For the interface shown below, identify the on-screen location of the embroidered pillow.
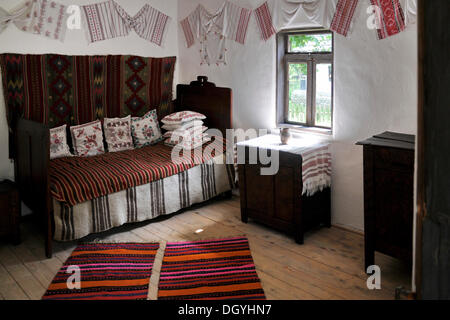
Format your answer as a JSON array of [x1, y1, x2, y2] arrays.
[[165, 133, 211, 150], [49, 125, 72, 159], [70, 120, 105, 157], [161, 111, 206, 125], [131, 109, 163, 148], [162, 120, 204, 132], [164, 125, 208, 143], [104, 115, 134, 152]]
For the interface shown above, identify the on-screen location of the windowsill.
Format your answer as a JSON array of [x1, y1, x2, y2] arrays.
[[277, 123, 333, 137]]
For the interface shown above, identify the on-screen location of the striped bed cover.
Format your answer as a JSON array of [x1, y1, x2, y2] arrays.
[[51, 139, 235, 241], [50, 139, 227, 206], [53, 155, 234, 241]]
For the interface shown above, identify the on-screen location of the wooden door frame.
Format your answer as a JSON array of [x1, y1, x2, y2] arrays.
[[415, 0, 424, 300]]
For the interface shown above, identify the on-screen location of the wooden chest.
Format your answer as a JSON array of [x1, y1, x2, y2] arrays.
[[357, 132, 415, 269], [237, 136, 331, 244]]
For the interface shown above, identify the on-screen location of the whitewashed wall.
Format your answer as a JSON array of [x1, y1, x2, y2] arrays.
[[0, 0, 417, 232], [178, 0, 418, 232], [0, 0, 179, 181]]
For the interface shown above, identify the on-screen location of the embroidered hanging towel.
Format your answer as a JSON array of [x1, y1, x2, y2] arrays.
[[254, 0, 336, 41], [81, 0, 170, 46], [330, 0, 359, 37], [180, 1, 251, 65], [254, 1, 276, 41], [370, 0, 405, 39], [0, 0, 69, 42]]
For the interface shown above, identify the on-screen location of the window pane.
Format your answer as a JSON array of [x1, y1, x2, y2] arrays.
[[288, 63, 307, 124], [315, 63, 332, 128], [288, 33, 332, 53]]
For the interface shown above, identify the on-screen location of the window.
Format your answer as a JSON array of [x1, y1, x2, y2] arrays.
[[277, 30, 334, 130]]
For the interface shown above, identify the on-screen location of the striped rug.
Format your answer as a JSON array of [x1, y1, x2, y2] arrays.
[[158, 237, 266, 300], [42, 243, 159, 300]]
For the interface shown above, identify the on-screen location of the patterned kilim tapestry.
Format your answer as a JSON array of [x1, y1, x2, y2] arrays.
[[42, 243, 159, 300], [158, 237, 266, 300], [0, 54, 176, 129]]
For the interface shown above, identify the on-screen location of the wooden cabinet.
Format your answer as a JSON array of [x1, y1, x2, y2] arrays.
[[0, 180, 21, 244], [357, 132, 415, 269], [238, 137, 331, 244]]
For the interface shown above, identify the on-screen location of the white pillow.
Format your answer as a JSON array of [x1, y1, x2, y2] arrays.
[[70, 120, 105, 157], [131, 109, 163, 148], [163, 125, 208, 141], [165, 133, 211, 150], [49, 124, 72, 159], [162, 120, 204, 131], [161, 111, 206, 125], [103, 115, 134, 153]]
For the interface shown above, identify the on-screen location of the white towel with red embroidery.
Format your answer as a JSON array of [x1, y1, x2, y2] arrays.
[[180, 1, 251, 65], [370, 0, 405, 40], [81, 0, 170, 46], [0, 0, 69, 42], [236, 135, 332, 196], [330, 0, 359, 37]]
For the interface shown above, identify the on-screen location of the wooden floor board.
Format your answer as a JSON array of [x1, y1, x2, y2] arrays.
[[0, 196, 410, 300]]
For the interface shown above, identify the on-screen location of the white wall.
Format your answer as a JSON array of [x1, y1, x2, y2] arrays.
[[0, 0, 179, 181], [178, 0, 418, 231], [0, 0, 417, 232]]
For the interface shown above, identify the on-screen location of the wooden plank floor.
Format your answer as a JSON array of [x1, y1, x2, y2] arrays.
[[0, 196, 411, 300]]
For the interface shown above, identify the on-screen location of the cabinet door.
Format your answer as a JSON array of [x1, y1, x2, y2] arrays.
[[0, 194, 9, 234], [374, 168, 414, 259], [274, 167, 295, 222], [245, 165, 274, 216]]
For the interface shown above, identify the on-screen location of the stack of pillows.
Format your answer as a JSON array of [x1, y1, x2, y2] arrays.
[[161, 111, 209, 149], [49, 110, 210, 160]]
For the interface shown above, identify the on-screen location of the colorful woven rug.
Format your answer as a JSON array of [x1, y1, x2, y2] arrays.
[[158, 237, 266, 300], [42, 243, 159, 300]]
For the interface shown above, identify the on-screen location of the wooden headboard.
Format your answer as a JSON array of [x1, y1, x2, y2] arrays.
[[175, 76, 232, 136]]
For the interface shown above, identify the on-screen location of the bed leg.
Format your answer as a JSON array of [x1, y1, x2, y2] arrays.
[[45, 236, 53, 259], [223, 190, 233, 199], [45, 209, 53, 259]]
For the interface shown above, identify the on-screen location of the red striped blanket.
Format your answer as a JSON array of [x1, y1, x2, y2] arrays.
[[50, 138, 227, 207]]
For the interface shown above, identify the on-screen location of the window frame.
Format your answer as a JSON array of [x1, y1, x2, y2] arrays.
[[276, 29, 334, 132]]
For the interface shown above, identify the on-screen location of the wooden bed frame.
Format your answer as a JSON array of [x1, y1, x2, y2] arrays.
[[13, 76, 232, 258]]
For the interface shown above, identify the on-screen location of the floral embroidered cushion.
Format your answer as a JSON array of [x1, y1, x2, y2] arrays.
[[161, 120, 204, 131], [104, 115, 134, 152], [70, 120, 105, 157], [161, 111, 206, 126], [131, 109, 163, 148], [49, 124, 72, 159]]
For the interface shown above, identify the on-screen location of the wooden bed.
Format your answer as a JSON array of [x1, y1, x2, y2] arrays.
[[13, 76, 232, 258]]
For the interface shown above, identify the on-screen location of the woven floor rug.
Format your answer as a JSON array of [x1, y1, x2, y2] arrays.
[[158, 237, 266, 300], [42, 243, 159, 300]]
